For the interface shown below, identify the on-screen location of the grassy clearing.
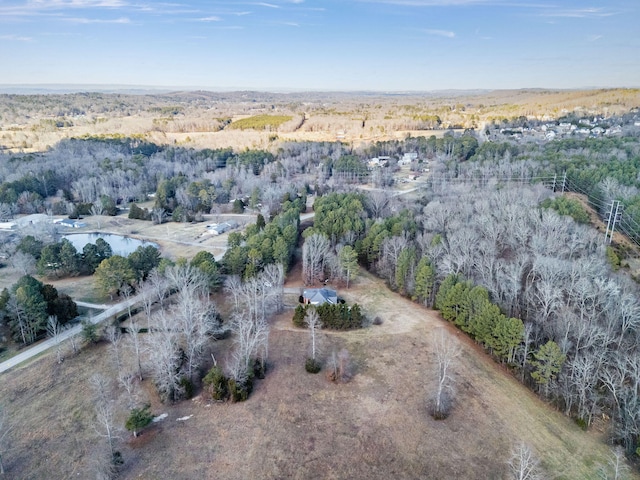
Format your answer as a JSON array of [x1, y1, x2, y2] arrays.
[[228, 115, 293, 131], [0, 268, 635, 479]]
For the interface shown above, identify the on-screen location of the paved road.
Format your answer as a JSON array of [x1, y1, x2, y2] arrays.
[[0, 209, 314, 374], [0, 294, 142, 374], [75, 300, 110, 310]]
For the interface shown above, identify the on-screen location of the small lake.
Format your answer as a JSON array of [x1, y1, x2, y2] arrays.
[[62, 233, 158, 257]]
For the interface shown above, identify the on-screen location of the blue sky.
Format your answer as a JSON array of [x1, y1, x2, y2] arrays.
[[0, 0, 638, 91]]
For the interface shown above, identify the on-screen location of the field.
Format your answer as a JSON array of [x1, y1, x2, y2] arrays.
[[2, 88, 640, 478], [1, 88, 639, 153], [0, 269, 630, 479]]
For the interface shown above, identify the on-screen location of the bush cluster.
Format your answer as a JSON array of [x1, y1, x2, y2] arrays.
[[293, 303, 365, 330], [305, 357, 322, 374], [203, 363, 265, 403]]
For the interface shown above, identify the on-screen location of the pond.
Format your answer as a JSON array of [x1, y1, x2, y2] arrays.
[[62, 233, 158, 257]]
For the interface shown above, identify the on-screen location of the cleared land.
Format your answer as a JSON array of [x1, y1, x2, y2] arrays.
[[1, 88, 638, 153], [0, 270, 630, 479]]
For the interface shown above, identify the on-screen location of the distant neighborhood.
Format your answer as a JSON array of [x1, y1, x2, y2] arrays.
[[488, 110, 640, 142]]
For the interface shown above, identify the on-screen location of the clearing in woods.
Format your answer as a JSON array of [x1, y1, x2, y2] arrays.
[[0, 270, 629, 479]]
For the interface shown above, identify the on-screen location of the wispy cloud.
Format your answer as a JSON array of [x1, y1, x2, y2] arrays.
[[425, 28, 455, 37], [539, 7, 617, 18], [588, 34, 603, 42], [254, 2, 281, 8], [0, 33, 34, 41], [0, 0, 130, 17], [63, 16, 130, 23], [198, 16, 222, 22], [363, 0, 484, 4], [354, 0, 549, 6], [29, 0, 128, 8]]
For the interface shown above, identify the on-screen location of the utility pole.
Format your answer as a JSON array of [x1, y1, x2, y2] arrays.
[[561, 171, 567, 193], [551, 174, 557, 192], [605, 201, 615, 243], [605, 201, 623, 244]]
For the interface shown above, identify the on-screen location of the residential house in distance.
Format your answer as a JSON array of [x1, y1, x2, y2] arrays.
[[399, 152, 418, 166], [206, 221, 239, 236], [302, 288, 338, 306], [0, 222, 16, 231], [53, 218, 87, 228], [367, 156, 390, 169]]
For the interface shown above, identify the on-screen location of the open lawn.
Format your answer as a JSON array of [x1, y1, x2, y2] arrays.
[[0, 269, 631, 479]]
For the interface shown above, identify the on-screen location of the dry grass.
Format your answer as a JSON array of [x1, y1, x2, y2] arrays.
[[2, 89, 639, 153], [0, 269, 632, 479]]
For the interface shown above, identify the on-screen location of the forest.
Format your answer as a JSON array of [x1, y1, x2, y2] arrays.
[[1, 101, 640, 477]]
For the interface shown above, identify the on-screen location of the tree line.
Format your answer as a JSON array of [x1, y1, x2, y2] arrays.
[[305, 186, 640, 457]]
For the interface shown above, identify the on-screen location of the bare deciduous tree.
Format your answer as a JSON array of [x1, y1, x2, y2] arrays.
[[47, 315, 63, 364], [175, 291, 219, 381], [89, 442, 118, 480], [327, 348, 351, 383], [90, 203, 104, 229], [10, 250, 36, 276], [147, 269, 169, 311], [68, 331, 80, 356], [507, 442, 542, 480], [89, 373, 119, 463], [305, 309, 322, 362], [146, 312, 183, 402], [118, 371, 139, 410], [105, 324, 123, 373], [366, 190, 391, 219], [261, 263, 285, 313], [430, 330, 460, 420], [302, 233, 329, 285], [598, 447, 630, 480], [225, 275, 243, 313], [127, 316, 144, 381], [227, 311, 269, 384], [151, 207, 167, 225]]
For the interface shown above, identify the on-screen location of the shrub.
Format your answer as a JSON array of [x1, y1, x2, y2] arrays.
[[575, 417, 588, 431], [203, 365, 228, 401], [125, 404, 153, 437], [316, 303, 364, 330], [429, 392, 453, 420], [228, 377, 253, 403], [81, 320, 100, 344], [606, 246, 621, 271], [232, 199, 245, 214], [180, 376, 194, 399], [128, 203, 149, 220], [253, 358, 267, 379], [292, 304, 307, 328], [305, 357, 322, 374]]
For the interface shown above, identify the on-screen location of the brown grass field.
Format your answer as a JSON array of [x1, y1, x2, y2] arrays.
[[1, 88, 639, 153], [0, 269, 633, 479]]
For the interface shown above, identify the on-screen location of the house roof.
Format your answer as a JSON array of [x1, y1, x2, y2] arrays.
[[303, 288, 338, 305]]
